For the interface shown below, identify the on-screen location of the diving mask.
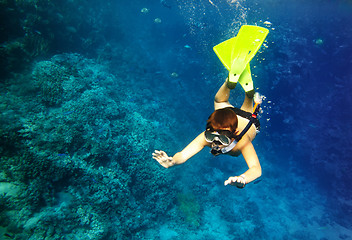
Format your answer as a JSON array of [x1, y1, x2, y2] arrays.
[[204, 129, 234, 146]]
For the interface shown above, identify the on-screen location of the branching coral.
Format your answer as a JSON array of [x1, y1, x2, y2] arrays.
[[32, 61, 68, 105]]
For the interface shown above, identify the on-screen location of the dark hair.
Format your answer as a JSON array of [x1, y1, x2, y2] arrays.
[[206, 108, 238, 133]]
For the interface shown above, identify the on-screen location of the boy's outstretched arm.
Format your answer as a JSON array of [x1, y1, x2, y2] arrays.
[[153, 132, 207, 168], [224, 140, 261, 187]]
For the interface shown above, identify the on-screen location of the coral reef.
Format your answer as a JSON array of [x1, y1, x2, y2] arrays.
[[0, 53, 179, 239]]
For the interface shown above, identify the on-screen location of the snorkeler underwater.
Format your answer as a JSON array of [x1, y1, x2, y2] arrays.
[[153, 25, 268, 189], [0, 0, 351, 239]]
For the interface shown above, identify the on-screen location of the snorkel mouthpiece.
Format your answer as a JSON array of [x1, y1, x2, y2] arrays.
[[210, 140, 238, 156], [211, 144, 222, 156]]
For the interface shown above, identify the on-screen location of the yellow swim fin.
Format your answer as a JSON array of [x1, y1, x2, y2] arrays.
[[238, 63, 253, 93], [213, 36, 237, 71], [213, 25, 269, 91]]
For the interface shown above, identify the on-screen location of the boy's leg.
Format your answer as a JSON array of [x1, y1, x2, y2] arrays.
[[240, 92, 254, 113], [215, 79, 232, 102], [214, 78, 234, 110], [213, 71, 255, 111]]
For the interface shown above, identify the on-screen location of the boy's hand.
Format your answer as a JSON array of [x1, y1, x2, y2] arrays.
[[224, 175, 246, 188], [152, 150, 175, 168]]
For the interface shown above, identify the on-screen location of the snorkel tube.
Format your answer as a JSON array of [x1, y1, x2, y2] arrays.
[[252, 92, 262, 116]]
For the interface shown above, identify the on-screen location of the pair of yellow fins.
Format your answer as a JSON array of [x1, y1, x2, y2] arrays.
[[213, 25, 269, 92]]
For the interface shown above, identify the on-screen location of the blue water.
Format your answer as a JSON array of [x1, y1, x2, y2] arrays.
[[0, 0, 352, 239]]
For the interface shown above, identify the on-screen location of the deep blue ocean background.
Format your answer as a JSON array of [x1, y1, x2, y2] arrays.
[[1, 0, 352, 239]]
